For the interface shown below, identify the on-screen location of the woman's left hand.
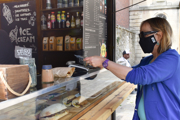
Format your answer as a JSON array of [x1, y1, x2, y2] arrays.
[[84, 56, 106, 68]]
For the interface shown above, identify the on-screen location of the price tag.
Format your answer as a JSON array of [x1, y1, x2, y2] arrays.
[[15, 46, 32, 58]]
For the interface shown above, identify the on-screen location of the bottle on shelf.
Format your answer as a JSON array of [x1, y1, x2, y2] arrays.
[[61, 11, 66, 28], [41, 14, 47, 30], [76, 12, 80, 28], [46, 0, 52, 9], [51, 12, 56, 29], [71, 14, 75, 28], [80, 0, 83, 6], [47, 14, 51, 29], [81, 12, 83, 27], [57, 0, 63, 8], [57, 11, 61, 28], [63, 0, 68, 8], [66, 12, 70, 28], [74, 0, 79, 7], [69, 0, 74, 7]]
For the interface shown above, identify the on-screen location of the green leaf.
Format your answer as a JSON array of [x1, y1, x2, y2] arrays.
[[117, 37, 120, 43]]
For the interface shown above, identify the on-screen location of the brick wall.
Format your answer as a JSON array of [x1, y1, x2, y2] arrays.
[[116, 0, 129, 29]]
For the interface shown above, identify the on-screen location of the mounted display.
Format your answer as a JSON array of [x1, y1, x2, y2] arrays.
[[0, 0, 38, 63]]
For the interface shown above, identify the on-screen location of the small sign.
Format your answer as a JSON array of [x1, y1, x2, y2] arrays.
[[15, 46, 32, 58]]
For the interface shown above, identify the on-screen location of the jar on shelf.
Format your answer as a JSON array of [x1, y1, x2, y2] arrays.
[[19, 58, 37, 87], [46, 0, 52, 9], [42, 65, 54, 83], [57, 0, 63, 8]]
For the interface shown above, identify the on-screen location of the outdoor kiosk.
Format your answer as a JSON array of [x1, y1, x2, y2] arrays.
[[0, 0, 135, 120]]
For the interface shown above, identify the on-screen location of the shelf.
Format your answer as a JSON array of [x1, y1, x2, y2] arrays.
[[41, 27, 82, 31], [41, 6, 83, 12], [42, 51, 76, 52]]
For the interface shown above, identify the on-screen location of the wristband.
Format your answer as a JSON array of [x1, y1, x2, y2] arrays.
[[102, 59, 109, 69]]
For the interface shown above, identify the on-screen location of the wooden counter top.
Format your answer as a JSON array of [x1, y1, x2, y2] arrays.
[[60, 70, 136, 120], [79, 82, 136, 120], [68, 82, 136, 120], [0, 70, 136, 120]]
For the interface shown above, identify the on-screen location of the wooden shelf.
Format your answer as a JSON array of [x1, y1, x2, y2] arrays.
[[42, 51, 77, 54], [43, 51, 76, 52], [41, 27, 82, 31], [41, 6, 83, 12]]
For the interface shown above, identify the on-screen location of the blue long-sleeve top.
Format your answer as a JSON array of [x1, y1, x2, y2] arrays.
[[126, 49, 180, 120]]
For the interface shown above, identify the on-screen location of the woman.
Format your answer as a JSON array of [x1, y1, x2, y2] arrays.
[[84, 17, 180, 120]]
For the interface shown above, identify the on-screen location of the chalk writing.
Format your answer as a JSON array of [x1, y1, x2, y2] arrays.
[[17, 48, 31, 56], [15, 9, 30, 13], [18, 36, 35, 43], [1, 0, 38, 56], [15, 46, 32, 58], [15, 14, 19, 17], [28, 11, 36, 26], [20, 13, 31, 17], [19, 27, 32, 36], [13, 2, 29, 8], [20, 18, 27, 21], [30, 44, 37, 52], [2, 3, 13, 25], [9, 25, 18, 43], [15, 18, 20, 21], [9, 26, 35, 44]]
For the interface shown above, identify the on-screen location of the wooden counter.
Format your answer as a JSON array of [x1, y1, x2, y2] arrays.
[[0, 70, 136, 120], [79, 82, 136, 120], [70, 82, 136, 120]]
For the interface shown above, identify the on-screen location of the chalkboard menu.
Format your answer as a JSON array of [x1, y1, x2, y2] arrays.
[[0, 0, 38, 62], [83, 0, 107, 58]]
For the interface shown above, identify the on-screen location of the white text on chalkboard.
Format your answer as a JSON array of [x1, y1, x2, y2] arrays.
[[9, 26, 35, 44]]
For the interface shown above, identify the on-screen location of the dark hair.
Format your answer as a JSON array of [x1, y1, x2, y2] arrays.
[[140, 17, 172, 54], [123, 51, 126, 55]]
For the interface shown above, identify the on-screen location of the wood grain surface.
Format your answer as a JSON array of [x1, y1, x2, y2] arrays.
[[0, 70, 135, 120], [79, 83, 136, 120], [0, 65, 29, 100]]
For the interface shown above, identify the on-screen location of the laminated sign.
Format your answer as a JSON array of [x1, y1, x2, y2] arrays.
[[15, 46, 32, 58]]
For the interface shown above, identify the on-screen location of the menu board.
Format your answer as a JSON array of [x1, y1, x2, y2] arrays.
[[83, 0, 107, 58], [0, 0, 38, 61]]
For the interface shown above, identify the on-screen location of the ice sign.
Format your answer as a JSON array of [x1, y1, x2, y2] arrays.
[[15, 46, 32, 58], [2, 3, 13, 25]]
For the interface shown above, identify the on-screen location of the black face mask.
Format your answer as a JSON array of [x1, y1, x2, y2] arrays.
[[139, 35, 157, 53]]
